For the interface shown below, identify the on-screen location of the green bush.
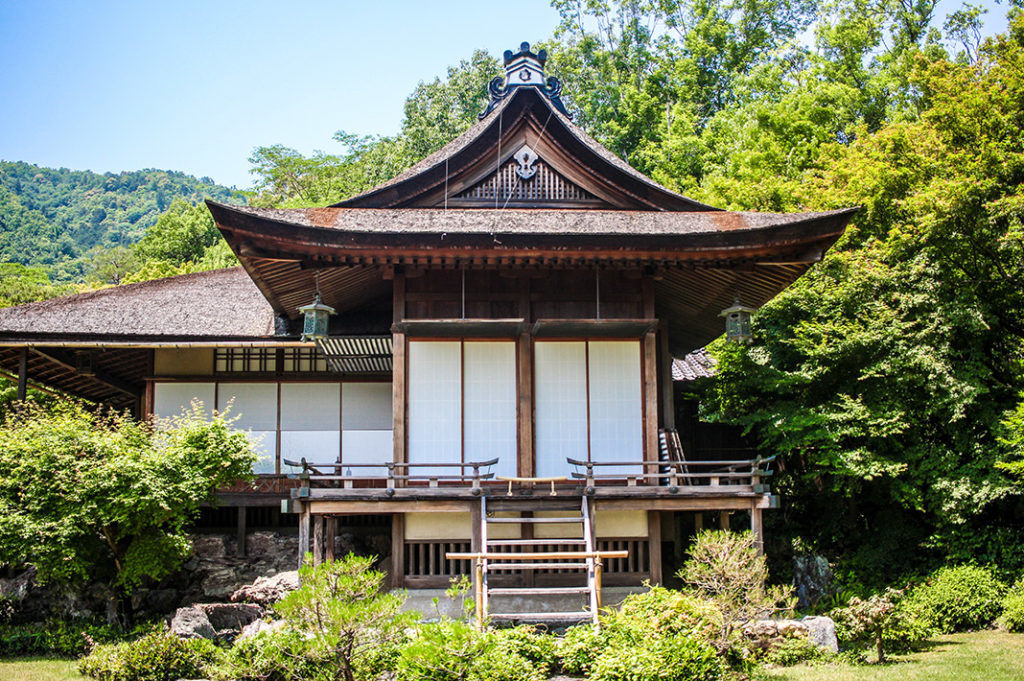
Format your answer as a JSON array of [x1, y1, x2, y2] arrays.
[[78, 631, 219, 681], [608, 585, 723, 642], [0, 618, 157, 657], [395, 620, 488, 681], [763, 636, 829, 667], [210, 626, 335, 681], [589, 634, 725, 681], [997, 578, 1024, 633], [490, 625, 557, 674], [557, 623, 608, 676], [395, 620, 546, 681], [902, 565, 1005, 632]]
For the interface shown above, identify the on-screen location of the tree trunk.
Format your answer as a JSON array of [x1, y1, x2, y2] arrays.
[[118, 591, 135, 629], [876, 628, 885, 663]]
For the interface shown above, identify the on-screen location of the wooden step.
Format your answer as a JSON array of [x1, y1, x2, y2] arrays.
[[486, 562, 589, 570], [486, 539, 586, 547], [488, 586, 590, 595], [486, 516, 583, 524], [489, 611, 592, 622]]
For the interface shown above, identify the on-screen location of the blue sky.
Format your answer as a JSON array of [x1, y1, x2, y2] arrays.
[[0, 0, 1011, 190]]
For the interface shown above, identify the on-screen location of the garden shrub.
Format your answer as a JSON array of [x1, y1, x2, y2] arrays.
[[608, 585, 723, 643], [395, 620, 488, 681], [0, 618, 157, 657], [275, 553, 416, 681], [490, 625, 558, 674], [763, 636, 828, 667], [396, 620, 547, 681], [210, 626, 335, 681], [589, 634, 725, 681], [831, 589, 933, 661], [997, 577, 1024, 633], [78, 631, 218, 681], [557, 623, 608, 676], [678, 530, 795, 651], [901, 565, 1004, 632]]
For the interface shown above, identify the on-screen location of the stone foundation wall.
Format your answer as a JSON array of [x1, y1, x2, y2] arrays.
[[1, 528, 390, 623]]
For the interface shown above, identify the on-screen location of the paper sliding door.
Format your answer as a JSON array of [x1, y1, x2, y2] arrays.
[[407, 340, 517, 480]]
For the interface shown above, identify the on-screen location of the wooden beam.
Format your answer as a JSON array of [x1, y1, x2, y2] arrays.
[[30, 348, 141, 398], [310, 499, 474, 514], [595, 497, 761, 512], [16, 347, 28, 401]]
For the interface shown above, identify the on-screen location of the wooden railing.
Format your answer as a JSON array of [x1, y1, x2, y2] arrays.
[[283, 458, 498, 494], [567, 456, 775, 492]]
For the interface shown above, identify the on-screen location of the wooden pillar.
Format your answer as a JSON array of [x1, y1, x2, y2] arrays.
[[517, 277, 533, 479], [719, 511, 731, 531], [236, 507, 247, 557], [694, 511, 704, 533], [643, 331, 659, 467], [16, 347, 28, 401], [393, 271, 407, 477], [325, 516, 337, 562], [648, 511, 663, 584], [298, 505, 311, 570], [312, 515, 324, 565], [517, 332, 534, 478], [751, 506, 764, 555], [657, 326, 675, 429], [391, 514, 405, 589]]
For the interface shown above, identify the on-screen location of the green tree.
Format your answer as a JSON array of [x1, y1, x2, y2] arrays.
[[0, 401, 256, 623], [702, 16, 1024, 579]]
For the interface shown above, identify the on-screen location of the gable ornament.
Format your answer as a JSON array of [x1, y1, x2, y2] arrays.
[[479, 42, 571, 120]]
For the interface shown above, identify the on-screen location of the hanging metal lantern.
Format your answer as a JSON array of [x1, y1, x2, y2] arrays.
[[298, 292, 335, 342], [720, 297, 757, 344]]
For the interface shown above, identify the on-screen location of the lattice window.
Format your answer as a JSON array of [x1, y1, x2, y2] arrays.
[[214, 348, 330, 374], [455, 160, 600, 205]]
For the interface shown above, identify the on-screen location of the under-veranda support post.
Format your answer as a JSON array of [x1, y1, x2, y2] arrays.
[[237, 506, 247, 557], [17, 347, 28, 401], [325, 516, 337, 562], [751, 506, 764, 555], [313, 515, 324, 565], [298, 505, 311, 571], [719, 511, 731, 530]]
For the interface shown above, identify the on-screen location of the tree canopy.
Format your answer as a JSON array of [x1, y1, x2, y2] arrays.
[[0, 401, 257, 620]]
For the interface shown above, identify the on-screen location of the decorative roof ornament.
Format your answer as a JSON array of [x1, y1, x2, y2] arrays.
[[479, 42, 571, 120]]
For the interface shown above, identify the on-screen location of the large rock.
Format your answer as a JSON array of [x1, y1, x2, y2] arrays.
[[231, 571, 300, 605], [170, 606, 216, 640], [198, 603, 265, 632], [238, 618, 288, 641], [793, 553, 834, 608], [801, 616, 839, 653]]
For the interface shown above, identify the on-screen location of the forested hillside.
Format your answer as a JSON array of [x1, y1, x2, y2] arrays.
[[0, 162, 243, 281]]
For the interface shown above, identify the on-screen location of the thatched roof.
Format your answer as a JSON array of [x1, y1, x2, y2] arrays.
[[0, 267, 276, 343]]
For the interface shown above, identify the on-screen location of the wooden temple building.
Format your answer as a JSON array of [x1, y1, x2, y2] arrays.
[[0, 44, 854, 619]]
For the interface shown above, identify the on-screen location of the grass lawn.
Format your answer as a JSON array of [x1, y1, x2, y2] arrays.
[[763, 630, 1024, 681], [0, 656, 85, 681]]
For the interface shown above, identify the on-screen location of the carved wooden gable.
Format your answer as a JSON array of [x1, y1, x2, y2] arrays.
[[447, 145, 606, 208]]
